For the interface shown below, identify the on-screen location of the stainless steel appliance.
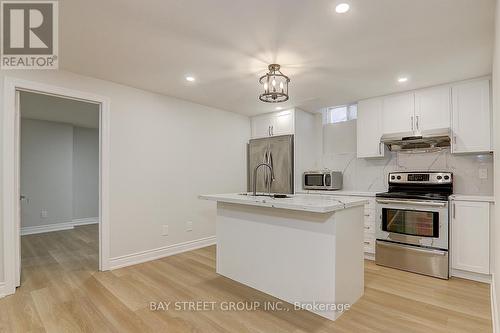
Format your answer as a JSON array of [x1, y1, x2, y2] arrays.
[[303, 170, 343, 191], [381, 128, 451, 152], [375, 172, 453, 279], [248, 135, 294, 194]]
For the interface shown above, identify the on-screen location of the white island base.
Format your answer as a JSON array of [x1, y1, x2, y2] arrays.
[[213, 198, 365, 321]]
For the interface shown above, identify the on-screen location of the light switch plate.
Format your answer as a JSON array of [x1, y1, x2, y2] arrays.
[[41, 209, 48, 218], [479, 168, 488, 179]]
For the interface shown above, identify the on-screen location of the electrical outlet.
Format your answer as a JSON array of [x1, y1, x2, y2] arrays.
[[41, 209, 48, 218], [186, 221, 193, 232], [479, 168, 488, 179], [162, 225, 169, 236]]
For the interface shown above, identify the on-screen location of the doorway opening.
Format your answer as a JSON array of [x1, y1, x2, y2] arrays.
[[18, 91, 100, 288], [2, 78, 110, 296]]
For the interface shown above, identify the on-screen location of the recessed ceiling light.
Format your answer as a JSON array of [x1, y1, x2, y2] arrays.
[[275, 106, 283, 111], [185, 76, 196, 82], [397, 77, 409, 83], [335, 3, 350, 13]]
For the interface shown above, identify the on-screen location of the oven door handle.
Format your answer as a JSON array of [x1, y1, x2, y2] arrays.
[[376, 199, 447, 207]]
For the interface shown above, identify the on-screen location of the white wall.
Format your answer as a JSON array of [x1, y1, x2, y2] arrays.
[[20, 119, 99, 228], [73, 127, 99, 219], [0, 70, 250, 282], [492, 0, 500, 329], [20, 119, 74, 227]]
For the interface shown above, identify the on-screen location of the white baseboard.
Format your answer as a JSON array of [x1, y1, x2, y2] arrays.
[[109, 236, 216, 270], [0, 282, 6, 299], [21, 217, 99, 236], [451, 269, 492, 284], [493, 273, 499, 333], [72, 217, 99, 226]]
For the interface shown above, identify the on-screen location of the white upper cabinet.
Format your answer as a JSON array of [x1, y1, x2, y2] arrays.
[[251, 109, 295, 139], [357, 98, 384, 158], [272, 109, 295, 136], [451, 79, 492, 153], [451, 200, 490, 274], [382, 92, 415, 135], [251, 113, 274, 138], [414, 86, 451, 132]]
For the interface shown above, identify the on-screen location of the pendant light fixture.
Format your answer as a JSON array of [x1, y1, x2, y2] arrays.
[[259, 64, 290, 103]]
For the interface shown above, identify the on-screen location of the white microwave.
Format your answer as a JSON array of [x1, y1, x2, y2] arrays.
[[303, 171, 343, 190]]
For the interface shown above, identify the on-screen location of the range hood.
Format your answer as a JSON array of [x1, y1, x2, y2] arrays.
[[381, 128, 451, 152]]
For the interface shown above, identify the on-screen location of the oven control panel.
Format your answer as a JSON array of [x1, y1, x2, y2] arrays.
[[388, 172, 452, 184]]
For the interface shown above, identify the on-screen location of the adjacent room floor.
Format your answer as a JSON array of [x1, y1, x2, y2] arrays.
[[0, 225, 492, 332]]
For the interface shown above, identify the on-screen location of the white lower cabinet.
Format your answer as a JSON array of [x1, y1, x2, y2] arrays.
[[348, 196, 376, 256], [451, 200, 490, 275]]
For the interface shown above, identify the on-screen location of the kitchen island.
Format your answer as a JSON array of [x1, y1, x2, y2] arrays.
[[199, 193, 367, 321]]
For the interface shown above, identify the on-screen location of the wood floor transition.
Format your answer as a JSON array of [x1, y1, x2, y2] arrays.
[[0, 224, 492, 332]]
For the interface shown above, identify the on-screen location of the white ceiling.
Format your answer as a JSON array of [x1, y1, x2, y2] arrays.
[[20, 91, 100, 128], [59, 0, 495, 115]]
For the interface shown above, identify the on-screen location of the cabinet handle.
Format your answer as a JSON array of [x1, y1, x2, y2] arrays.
[[411, 116, 414, 131], [271, 125, 274, 136], [453, 136, 457, 144], [379, 143, 381, 155], [453, 203, 456, 219], [268, 126, 271, 137], [416, 115, 420, 130], [364, 241, 370, 245]]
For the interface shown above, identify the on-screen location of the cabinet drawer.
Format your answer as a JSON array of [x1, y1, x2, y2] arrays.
[[364, 235, 375, 254], [364, 208, 376, 220], [365, 199, 376, 210], [364, 222, 375, 234]]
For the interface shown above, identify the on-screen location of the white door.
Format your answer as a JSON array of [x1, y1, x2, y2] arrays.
[[382, 92, 415, 135], [272, 110, 294, 136], [251, 114, 273, 138], [357, 98, 384, 158], [451, 200, 490, 274], [451, 79, 491, 153], [414, 86, 451, 132]]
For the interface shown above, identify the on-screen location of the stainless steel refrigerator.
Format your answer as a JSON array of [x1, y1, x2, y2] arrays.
[[247, 135, 294, 194]]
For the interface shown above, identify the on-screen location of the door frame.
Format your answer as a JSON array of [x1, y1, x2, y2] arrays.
[[2, 77, 111, 296]]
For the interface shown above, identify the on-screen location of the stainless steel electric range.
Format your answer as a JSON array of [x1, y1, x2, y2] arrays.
[[375, 171, 453, 279]]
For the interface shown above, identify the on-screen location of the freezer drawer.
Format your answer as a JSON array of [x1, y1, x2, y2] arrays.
[[375, 240, 449, 279]]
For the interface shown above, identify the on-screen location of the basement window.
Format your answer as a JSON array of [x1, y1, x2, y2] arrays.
[[323, 104, 357, 124]]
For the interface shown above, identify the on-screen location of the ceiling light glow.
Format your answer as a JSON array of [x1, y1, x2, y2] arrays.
[[185, 76, 196, 82], [335, 3, 350, 13], [397, 77, 409, 83]]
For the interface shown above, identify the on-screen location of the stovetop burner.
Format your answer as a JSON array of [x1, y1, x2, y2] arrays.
[[377, 171, 453, 202]]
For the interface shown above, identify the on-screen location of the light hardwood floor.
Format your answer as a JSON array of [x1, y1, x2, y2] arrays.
[[0, 224, 492, 332]]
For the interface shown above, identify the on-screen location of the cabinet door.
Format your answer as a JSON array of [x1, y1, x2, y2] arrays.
[[382, 92, 415, 135], [357, 98, 384, 158], [451, 80, 491, 153], [451, 201, 490, 274], [414, 86, 451, 132], [251, 114, 273, 139], [272, 110, 294, 136]]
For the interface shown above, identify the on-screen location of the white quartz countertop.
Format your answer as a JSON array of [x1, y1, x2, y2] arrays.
[[199, 193, 368, 213], [298, 190, 379, 197]]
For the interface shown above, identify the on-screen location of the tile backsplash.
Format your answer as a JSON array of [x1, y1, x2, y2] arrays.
[[318, 149, 493, 195]]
